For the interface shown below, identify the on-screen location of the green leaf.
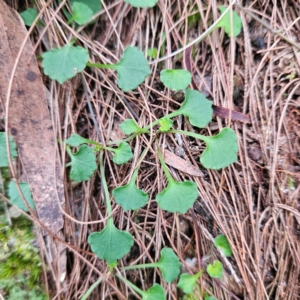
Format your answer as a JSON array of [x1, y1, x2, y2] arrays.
[[159, 117, 173, 132], [8, 181, 35, 212], [124, 0, 158, 8], [207, 260, 223, 279], [177, 273, 200, 294], [42, 45, 89, 84], [141, 284, 165, 300], [156, 180, 198, 214], [216, 7, 242, 37], [88, 218, 134, 263], [68, 145, 97, 182], [160, 69, 192, 91], [200, 128, 238, 169], [204, 296, 218, 300], [147, 48, 158, 58], [120, 119, 147, 135], [71, 2, 93, 25], [214, 234, 232, 257], [112, 142, 133, 165], [177, 89, 213, 128], [70, 0, 102, 16], [155, 248, 181, 283], [65, 134, 90, 147], [20, 8, 38, 26], [112, 47, 150, 92], [112, 169, 149, 211], [0, 133, 18, 167]]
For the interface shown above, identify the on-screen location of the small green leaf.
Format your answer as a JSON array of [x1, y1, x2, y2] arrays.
[[207, 260, 223, 279], [147, 48, 158, 58], [42, 45, 89, 84], [205, 296, 218, 300], [112, 142, 133, 165], [177, 89, 213, 128], [155, 248, 181, 283], [177, 273, 200, 294], [68, 145, 97, 182], [65, 134, 90, 147], [160, 69, 192, 91], [88, 218, 134, 263], [71, 2, 93, 25], [112, 47, 150, 92], [8, 181, 35, 212], [141, 284, 165, 300], [156, 180, 198, 214], [159, 117, 173, 132], [214, 234, 232, 257], [200, 128, 238, 169], [124, 0, 158, 8], [70, 0, 102, 16], [112, 169, 149, 210], [0, 133, 18, 167], [120, 119, 146, 135], [217, 7, 242, 37], [20, 8, 38, 26]]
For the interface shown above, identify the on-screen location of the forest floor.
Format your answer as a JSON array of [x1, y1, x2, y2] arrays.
[[1, 0, 300, 299]]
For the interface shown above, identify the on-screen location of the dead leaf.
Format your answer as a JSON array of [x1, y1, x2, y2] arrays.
[[0, 1, 64, 234], [164, 149, 203, 177]]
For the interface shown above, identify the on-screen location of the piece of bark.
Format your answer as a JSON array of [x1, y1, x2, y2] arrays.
[[164, 149, 203, 177], [0, 1, 64, 234]]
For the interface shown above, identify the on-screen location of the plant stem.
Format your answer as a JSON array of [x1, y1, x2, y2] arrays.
[[116, 273, 144, 296], [120, 262, 158, 271], [157, 145, 175, 183], [86, 62, 116, 69], [80, 276, 103, 300], [168, 129, 209, 143], [99, 151, 112, 215], [107, 133, 138, 146]]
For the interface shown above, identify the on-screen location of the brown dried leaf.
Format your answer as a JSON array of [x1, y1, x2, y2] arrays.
[[0, 1, 64, 234]]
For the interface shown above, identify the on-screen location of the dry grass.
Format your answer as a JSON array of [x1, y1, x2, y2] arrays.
[[6, 0, 300, 299]]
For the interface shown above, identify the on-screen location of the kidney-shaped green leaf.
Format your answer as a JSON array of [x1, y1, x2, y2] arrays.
[[8, 181, 35, 212], [160, 69, 192, 91], [112, 142, 133, 165], [68, 145, 97, 182], [156, 180, 198, 214], [112, 47, 150, 92], [0, 133, 18, 167], [177, 89, 213, 128], [42, 45, 89, 84], [200, 128, 238, 170], [88, 218, 134, 263], [124, 0, 158, 8], [141, 284, 165, 300], [214, 234, 233, 257], [217, 6, 242, 37]]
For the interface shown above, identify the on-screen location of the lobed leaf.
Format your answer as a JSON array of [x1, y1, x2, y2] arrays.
[[177, 89, 213, 128], [71, 2, 93, 25], [20, 8, 38, 26], [0, 133, 18, 167], [112, 47, 151, 92], [124, 0, 158, 8], [155, 248, 181, 283], [156, 180, 198, 214], [70, 0, 102, 17], [68, 145, 97, 182], [141, 284, 165, 300], [214, 234, 233, 257], [112, 142, 133, 165], [160, 69, 192, 91], [8, 181, 35, 212], [177, 273, 198, 294], [112, 177, 149, 211], [120, 119, 146, 135], [42, 45, 89, 84], [159, 117, 173, 132], [207, 260, 223, 279], [217, 6, 242, 37], [65, 134, 90, 147], [200, 128, 238, 169], [88, 218, 134, 263]]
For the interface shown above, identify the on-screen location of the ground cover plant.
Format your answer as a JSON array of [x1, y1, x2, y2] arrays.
[[1, 0, 300, 299]]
